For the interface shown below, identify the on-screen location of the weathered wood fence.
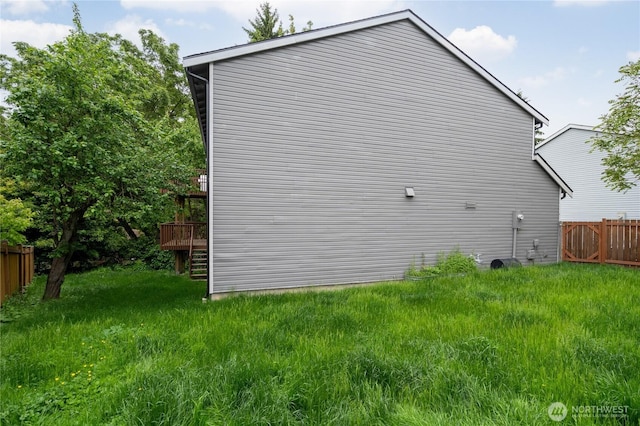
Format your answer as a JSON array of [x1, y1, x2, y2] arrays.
[[562, 219, 640, 267], [1, 241, 35, 305]]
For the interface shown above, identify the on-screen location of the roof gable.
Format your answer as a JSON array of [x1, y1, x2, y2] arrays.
[[536, 123, 596, 149], [183, 9, 548, 126]]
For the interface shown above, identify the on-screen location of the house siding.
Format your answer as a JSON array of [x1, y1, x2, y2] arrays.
[[209, 20, 559, 293], [536, 127, 640, 221]]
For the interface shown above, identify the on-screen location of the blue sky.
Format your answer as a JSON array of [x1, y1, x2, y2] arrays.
[[1, 0, 638, 136]]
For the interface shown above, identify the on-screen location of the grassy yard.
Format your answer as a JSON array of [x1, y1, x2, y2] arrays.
[[0, 263, 638, 425]]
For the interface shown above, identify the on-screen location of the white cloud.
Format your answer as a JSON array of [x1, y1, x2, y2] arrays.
[[577, 97, 592, 107], [578, 46, 588, 54], [627, 51, 640, 62], [553, 0, 609, 7], [272, 0, 404, 26], [0, 19, 72, 57], [165, 18, 213, 31], [121, 0, 404, 27], [3, 0, 50, 15], [519, 66, 570, 89], [106, 15, 165, 47], [121, 0, 221, 13], [448, 25, 517, 63]]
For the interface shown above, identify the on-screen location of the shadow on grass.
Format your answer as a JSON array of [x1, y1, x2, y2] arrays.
[[1, 267, 207, 330]]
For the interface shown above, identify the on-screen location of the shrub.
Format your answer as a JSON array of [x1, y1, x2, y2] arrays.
[[406, 248, 477, 279], [436, 248, 478, 274], [0, 179, 34, 245]]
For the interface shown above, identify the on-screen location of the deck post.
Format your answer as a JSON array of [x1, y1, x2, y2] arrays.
[[175, 251, 186, 274]]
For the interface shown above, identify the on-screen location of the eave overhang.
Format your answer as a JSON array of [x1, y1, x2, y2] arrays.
[[183, 9, 549, 143]]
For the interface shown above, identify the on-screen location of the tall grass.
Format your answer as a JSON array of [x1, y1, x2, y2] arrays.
[[0, 263, 638, 425]]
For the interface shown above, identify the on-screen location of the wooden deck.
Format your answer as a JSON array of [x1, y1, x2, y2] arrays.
[[161, 239, 207, 251], [160, 222, 207, 251]]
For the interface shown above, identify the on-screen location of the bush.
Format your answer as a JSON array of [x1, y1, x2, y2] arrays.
[[436, 248, 478, 274], [406, 248, 477, 279]]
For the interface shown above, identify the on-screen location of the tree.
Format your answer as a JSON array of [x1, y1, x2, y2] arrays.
[[0, 179, 34, 245], [590, 59, 640, 192], [243, 2, 313, 43], [0, 5, 197, 299]]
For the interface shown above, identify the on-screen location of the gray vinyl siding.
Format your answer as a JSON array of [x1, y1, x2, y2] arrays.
[[536, 128, 640, 221], [209, 20, 560, 293]]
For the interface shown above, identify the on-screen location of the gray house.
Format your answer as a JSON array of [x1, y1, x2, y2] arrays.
[[535, 124, 640, 221], [184, 10, 572, 296]]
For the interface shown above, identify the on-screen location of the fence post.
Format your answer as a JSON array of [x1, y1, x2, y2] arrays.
[[599, 218, 607, 264], [1, 241, 7, 303]]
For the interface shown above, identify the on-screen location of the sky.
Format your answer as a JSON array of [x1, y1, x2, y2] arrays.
[[1, 0, 639, 137]]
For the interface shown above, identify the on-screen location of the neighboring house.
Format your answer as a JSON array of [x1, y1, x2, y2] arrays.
[[536, 124, 640, 222], [183, 10, 572, 296]]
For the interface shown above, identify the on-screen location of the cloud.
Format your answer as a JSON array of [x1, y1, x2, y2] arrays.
[[2, 0, 50, 15], [121, 0, 220, 13], [165, 18, 213, 31], [448, 25, 517, 62], [272, 0, 404, 26], [519, 67, 570, 89], [121, 0, 404, 27], [106, 15, 165, 47], [577, 97, 592, 107], [627, 51, 640, 62], [553, 0, 609, 6], [0, 19, 72, 57]]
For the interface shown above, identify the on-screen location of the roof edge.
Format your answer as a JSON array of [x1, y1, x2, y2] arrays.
[[183, 10, 414, 67], [183, 9, 548, 125], [534, 153, 573, 197], [536, 123, 597, 149]]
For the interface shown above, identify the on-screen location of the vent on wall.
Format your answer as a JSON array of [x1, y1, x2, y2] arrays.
[[405, 187, 415, 198]]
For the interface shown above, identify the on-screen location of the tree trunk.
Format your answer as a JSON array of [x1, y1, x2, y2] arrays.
[[118, 218, 138, 240], [42, 208, 85, 300], [43, 253, 74, 300]]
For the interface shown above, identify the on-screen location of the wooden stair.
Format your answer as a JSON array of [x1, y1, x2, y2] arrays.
[[189, 249, 208, 280]]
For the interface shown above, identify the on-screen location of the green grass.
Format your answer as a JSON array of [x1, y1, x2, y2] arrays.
[[1, 263, 638, 425]]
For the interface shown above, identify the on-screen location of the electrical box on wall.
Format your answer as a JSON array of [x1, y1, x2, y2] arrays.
[[512, 210, 524, 229]]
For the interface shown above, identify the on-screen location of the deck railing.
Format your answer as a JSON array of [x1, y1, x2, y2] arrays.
[[160, 222, 207, 251]]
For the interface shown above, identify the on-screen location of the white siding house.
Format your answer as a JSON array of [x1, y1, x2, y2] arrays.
[[536, 124, 640, 221], [184, 10, 571, 296]]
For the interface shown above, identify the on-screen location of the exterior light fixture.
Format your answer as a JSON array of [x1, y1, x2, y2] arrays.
[[405, 187, 415, 198]]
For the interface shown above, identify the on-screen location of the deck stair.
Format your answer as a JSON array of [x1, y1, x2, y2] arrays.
[[189, 249, 208, 280]]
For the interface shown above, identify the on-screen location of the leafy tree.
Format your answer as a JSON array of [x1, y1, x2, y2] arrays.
[[287, 14, 313, 36], [590, 59, 640, 191], [0, 5, 198, 299], [243, 2, 313, 43], [0, 179, 34, 245]]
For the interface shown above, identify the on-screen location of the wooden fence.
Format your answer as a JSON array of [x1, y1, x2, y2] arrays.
[[1, 241, 35, 305], [562, 219, 640, 267]]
